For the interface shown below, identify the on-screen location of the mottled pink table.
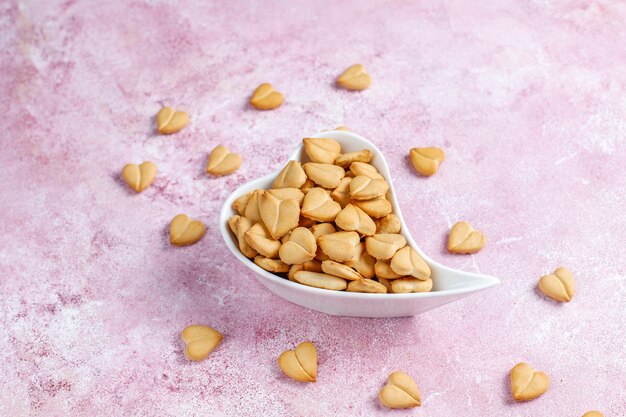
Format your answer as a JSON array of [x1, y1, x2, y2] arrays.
[[1, 1, 625, 416]]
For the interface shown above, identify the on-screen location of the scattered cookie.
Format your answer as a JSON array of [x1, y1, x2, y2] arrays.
[[170, 214, 206, 246], [336, 64, 372, 91], [250, 83, 284, 110], [277, 341, 318, 382], [510, 362, 550, 402], [409, 147, 445, 176], [379, 371, 421, 409], [157, 106, 189, 134], [538, 267, 575, 302], [582, 412, 604, 417], [447, 221, 486, 254], [121, 161, 157, 192], [181, 324, 223, 361], [206, 145, 242, 176]]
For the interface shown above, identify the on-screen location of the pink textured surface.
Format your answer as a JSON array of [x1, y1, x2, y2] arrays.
[[1, 1, 625, 416]]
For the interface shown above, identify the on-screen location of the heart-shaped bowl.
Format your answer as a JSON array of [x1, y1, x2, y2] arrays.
[[220, 131, 500, 317]]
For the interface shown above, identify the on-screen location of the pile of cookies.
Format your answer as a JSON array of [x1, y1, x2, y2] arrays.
[[227, 137, 432, 293]]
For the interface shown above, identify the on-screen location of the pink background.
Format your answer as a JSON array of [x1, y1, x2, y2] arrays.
[[1, 1, 625, 416]]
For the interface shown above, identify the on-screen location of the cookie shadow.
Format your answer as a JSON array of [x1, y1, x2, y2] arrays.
[[502, 372, 517, 406]]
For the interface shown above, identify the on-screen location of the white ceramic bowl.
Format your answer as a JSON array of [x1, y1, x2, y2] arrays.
[[220, 131, 499, 317]]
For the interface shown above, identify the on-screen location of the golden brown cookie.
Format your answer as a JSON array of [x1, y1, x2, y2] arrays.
[[538, 267, 575, 302], [250, 83, 284, 110], [409, 147, 445, 176], [206, 145, 242, 176], [277, 341, 317, 382], [336, 64, 372, 91], [157, 106, 189, 134], [272, 161, 307, 189], [334, 203, 376, 236], [170, 214, 206, 246], [293, 271, 348, 290], [447, 221, 486, 254], [121, 161, 157, 193], [181, 324, 223, 361], [347, 279, 387, 293], [390, 246, 431, 280], [365, 234, 406, 260], [379, 371, 421, 409], [318, 231, 360, 262], [301, 188, 342, 222], [510, 362, 550, 402], [279, 227, 317, 265], [303, 138, 342, 164]]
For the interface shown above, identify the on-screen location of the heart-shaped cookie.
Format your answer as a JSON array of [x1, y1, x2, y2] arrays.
[[277, 341, 318, 382], [335, 203, 376, 236], [303, 138, 341, 164], [250, 83, 284, 110], [345, 243, 376, 279], [331, 177, 352, 208], [279, 227, 317, 265], [365, 234, 406, 260], [510, 362, 550, 402], [267, 188, 305, 205], [170, 214, 206, 246], [157, 106, 189, 134], [349, 161, 384, 180], [181, 324, 223, 361], [335, 149, 372, 167], [227, 215, 257, 258], [409, 147, 445, 176], [374, 260, 402, 279], [232, 191, 252, 215], [447, 221, 486, 254], [538, 267, 575, 302], [259, 191, 300, 240], [379, 371, 421, 409], [301, 188, 342, 222], [352, 197, 392, 218], [336, 64, 372, 91], [272, 161, 307, 189], [244, 223, 281, 259], [349, 175, 389, 201], [243, 190, 263, 223], [206, 145, 242, 176], [121, 161, 157, 193], [318, 231, 360, 262], [302, 163, 345, 189], [375, 214, 401, 234], [390, 246, 431, 280]]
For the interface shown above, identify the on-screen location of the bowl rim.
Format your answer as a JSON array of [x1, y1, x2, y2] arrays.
[[219, 130, 500, 299]]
